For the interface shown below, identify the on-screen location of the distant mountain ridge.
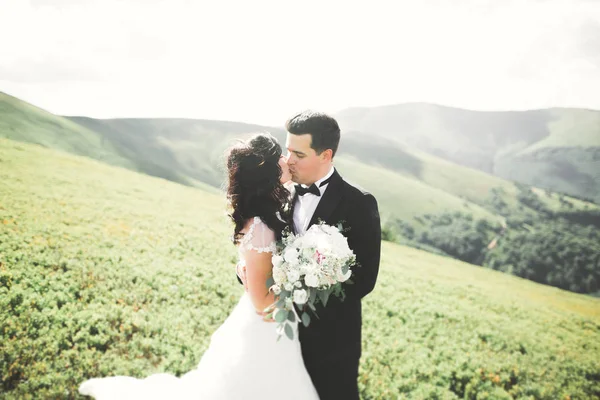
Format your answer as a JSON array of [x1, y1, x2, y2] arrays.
[[2, 90, 600, 298], [1, 90, 597, 220], [335, 103, 600, 202]]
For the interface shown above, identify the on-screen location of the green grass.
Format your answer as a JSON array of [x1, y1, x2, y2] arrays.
[[334, 156, 501, 223], [67, 116, 272, 189], [520, 109, 600, 153], [3, 91, 596, 221], [1, 138, 599, 399], [0, 92, 134, 170]]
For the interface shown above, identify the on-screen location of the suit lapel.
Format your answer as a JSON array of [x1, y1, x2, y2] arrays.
[[308, 169, 343, 229]]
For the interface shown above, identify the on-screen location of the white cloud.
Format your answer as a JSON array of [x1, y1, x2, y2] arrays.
[[0, 0, 599, 125]]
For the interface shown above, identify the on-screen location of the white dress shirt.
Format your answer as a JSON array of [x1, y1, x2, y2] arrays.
[[293, 166, 335, 234]]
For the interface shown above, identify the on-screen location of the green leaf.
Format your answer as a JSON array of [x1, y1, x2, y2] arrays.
[[287, 311, 296, 323], [309, 289, 317, 305], [266, 276, 274, 289], [284, 323, 294, 340], [274, 309, 289, 323], [301, 312, 311, 327], [318, 290, 330, 307]]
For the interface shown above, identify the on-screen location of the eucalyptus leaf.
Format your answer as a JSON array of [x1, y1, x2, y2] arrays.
[[301, 312, 311, 327], [266, 276, 274, 289], [284, 323, 294, 340], [274, 309, 289, 323], [318, 290, 330, 307], [287, 312, 296, 323]]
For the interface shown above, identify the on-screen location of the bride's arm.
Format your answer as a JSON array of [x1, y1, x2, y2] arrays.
[[243, 250, 275, 314]]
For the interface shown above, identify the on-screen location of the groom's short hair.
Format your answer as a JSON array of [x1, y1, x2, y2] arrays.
[[285, 110, 340, 158]]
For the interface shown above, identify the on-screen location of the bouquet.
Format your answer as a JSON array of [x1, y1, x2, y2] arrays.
[[266, 222, 356, 340]]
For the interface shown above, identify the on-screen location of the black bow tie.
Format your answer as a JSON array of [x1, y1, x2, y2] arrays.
[[295, 183, 321, 197], [295, 175, 333, 197]]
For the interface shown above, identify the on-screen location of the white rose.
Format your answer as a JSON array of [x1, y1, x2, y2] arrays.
[[332, 233, 352, 257], [337, 268, 352, 282], [272, 267, 287, 284], [294, 281, 303, 288], [301, 231, 319, 247], [293, 289, 308, 305], [317, 236, 332, 252], [272, 255, 284, 268], [284, 282, 295, 292], [270, 284, 281, 295], [292, 237, 304, 248], [305, 273, 319, 288], [286, 268, 300, 283], [284, 248, 300, 265], [324, 224, 341, 235]]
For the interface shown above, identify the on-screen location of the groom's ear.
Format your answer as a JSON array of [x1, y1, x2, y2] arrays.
[[319, 149, 333, 162]]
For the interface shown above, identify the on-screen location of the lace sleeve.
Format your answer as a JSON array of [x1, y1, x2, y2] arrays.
[[239, 217, 277, 254]]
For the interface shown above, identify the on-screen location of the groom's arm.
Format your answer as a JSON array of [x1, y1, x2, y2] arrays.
[[345, 192, 381, 299]]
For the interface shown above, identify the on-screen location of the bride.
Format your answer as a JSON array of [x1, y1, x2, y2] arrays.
[[79, 133, 319, 399]]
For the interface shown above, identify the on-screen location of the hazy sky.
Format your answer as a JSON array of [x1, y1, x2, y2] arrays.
[[1, 0, 599, 126]]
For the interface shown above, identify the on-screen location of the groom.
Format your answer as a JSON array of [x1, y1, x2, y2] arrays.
[[284, 111, 381, 399]]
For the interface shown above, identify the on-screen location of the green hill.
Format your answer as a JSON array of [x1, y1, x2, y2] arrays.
[[2, 91, 598, 296], [4, 90, 593, 221], [67, 116, 275, 189], [0, 91, 134, 170], [1, 138, 599, 399], [335, 103, 600, 202], [68, 115, 508, 224]]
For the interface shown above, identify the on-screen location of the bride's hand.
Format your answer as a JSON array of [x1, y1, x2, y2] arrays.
[[236, 262, 248, 291], [256, 304, 275, 322]]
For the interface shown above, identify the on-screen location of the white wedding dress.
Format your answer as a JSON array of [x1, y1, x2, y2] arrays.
[[79, 217, 319, 399]]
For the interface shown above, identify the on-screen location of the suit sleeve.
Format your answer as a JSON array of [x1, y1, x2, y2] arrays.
[[345, 193, 381, 299]]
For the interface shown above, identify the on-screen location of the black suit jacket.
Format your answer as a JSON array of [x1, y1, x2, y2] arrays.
[[292, 169, 381, 363]]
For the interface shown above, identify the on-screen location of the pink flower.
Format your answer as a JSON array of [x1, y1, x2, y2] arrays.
[[315, 250, 326, 264]]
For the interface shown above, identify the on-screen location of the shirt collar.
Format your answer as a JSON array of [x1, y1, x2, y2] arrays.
[[297, 165, 335, 197], [314, 165, 335, 194]]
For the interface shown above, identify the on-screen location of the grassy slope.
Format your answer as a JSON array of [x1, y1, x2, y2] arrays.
[[1, 92, 595, 220], [1, 138, 599, 399], [0, 92, 134, 170], [520, 109, 600, 153], [336, 104, 600, 203], [503, 108, 600, 202], [67, 116, 274, 189], [69, 116, 505, 223], [334, 156, 500, 223]]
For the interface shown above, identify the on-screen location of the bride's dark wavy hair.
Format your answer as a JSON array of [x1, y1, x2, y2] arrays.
[[226, 133, 290, 244]]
